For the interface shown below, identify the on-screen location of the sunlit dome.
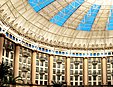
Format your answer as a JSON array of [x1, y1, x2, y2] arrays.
[[1, 0, 113, 49], [28, 0, 113, 31]]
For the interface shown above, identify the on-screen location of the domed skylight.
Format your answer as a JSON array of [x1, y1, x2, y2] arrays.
[[28, 0, 113, 31]]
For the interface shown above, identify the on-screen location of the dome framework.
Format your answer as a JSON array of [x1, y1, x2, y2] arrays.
[[0, 0, 113, 50], [0, 0, 113, 86]]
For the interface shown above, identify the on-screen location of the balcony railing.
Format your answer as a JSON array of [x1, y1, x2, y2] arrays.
[[92, 72, 98, 76], [56, 59, 62, 64], [22, 50, 30, 57], [40, 56, 45, 61], [74, 61, 79, 65], [22, 67, 29, 72], [56, 72, 62, 76], [74, 72, 79, 76]]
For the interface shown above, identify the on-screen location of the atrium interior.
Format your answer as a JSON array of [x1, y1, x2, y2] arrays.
[[0, 0, 113, 86]]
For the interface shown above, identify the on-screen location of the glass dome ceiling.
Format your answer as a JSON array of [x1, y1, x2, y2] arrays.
[[29, 0, 113, 31], [1, 0, 113, 49]]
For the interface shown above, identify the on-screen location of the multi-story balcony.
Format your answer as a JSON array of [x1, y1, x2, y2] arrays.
[[92, 71, 98, 76], [39, 56, 45, 61], [74, 72, 79, 76], [22, 66, 29, 72], [92, 61, 98, 65], [22, 50, 30, 57], [56, 59, 62, 64], [39, 70, 45, 75], [74, 61, 79, 65], [56, 71, 62, 76]]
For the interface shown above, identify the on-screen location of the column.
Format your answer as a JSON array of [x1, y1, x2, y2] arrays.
[[31, 51, 37, 84], [13, 44, 20, 78], [0, 34, 5, 63], [65, 57, 70, 85], [83, 57, 88, 85], [48, 55, 53, 85], [102, 57, 107, 85]]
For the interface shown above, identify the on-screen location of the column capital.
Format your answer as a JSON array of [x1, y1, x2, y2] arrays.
[[0, 33, 5, 37], [84, 57, 88, 59], [15, 43, 21, 46], [102, 57, 107, 59], [49, 54, 54, 56], [32, 50, 37, 52]]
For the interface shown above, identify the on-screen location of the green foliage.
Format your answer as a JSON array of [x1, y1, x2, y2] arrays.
[[0, 61, 24, 86]]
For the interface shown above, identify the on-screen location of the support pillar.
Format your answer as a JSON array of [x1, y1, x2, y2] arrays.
[[0, 34, 5, 63], [31, 51, 36, 85], [48, 55, 53, 85], [102, 57, 107, 85], [83, 57, 88, 85], [13, 44, 20, 78], [65, 57, 70, 85]]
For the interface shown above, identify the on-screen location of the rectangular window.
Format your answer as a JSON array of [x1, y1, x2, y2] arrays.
[[75, 76, 78, 80], [57, 64, 60, 68], [57, 76, 60, 80], [53, 63, 56, 68], [98, 64, 101, 69], [53, 75, 55, 80], [70, 76, 73, 80], [53, 69, 55, 74], [89, 76, 91, 80], [62, 70, 64, 74], [6, 51, 9, 57], [62, 76, 64, 80], [98, 76, 101, 80], [70, 70, 73, 75], [45, 62, 48, 67], [75, 65, 78, 69], [107, 76, 111, 80], [80, 71, 82, 75], [80, 65, 83, 69], [93, 65, 96, 69], [93, 76, 96, 80], [2, 49, 4, 56], [62, 64, 65, 69], [44, 81, 47, 85], [88, 65, 91, 69], [40, 75, 43, 79], [45, 75, 47, 80], [70, 64, 73, 69], [75, 82, 78, 85], [36, 60, 39, 65], [80, 76, 82, 80], [36, 74, 38, 79]]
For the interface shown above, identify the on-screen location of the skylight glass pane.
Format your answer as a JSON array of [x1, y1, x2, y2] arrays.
[[50, 0, 84, 26], [76, 4, 101, 31], [106, 6, 113, 30], [28, 0, 54, 12]]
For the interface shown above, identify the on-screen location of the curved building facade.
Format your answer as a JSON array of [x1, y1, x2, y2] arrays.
[[0, 0, 113, 86]]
